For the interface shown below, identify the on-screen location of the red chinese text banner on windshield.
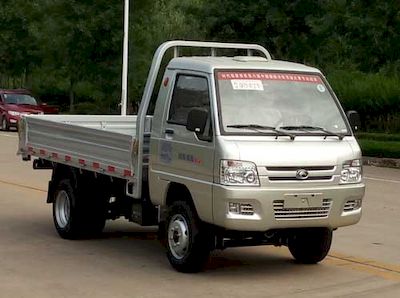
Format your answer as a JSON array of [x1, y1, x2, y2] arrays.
[[217, 72, 322, 84]]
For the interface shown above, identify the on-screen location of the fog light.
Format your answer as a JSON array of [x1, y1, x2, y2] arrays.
[[353, 199, 362, 209], [228, 202, 254, 215], [229, 202, 240, 213], [343, 199, 362, 212]]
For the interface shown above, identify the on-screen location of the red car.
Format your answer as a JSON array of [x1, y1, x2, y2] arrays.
[[0, 89, 58, 131]]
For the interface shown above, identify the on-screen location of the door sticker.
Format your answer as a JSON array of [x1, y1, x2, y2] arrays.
[[178, 153, 202, 165], [160, 141, 172, 164]]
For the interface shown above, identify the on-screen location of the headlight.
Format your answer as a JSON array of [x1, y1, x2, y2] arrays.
[[8, 111, 21, 116], [340, 159, 362, 184], [220, 160, 260, 186]]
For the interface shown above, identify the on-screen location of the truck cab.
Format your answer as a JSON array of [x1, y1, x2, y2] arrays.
[[149, 54, 364, 270]]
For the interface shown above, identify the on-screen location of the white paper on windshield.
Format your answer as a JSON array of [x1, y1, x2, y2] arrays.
[[231, 80, 264, 91]]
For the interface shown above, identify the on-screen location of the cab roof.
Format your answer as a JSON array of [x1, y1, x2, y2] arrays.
[[167, 56, 322, 75]]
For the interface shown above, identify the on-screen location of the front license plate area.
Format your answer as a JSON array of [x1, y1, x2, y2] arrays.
[[284, 193, 323, 208]]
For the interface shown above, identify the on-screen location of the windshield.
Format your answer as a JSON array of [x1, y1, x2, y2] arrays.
[[3, 93, 38, 105], [215, 71, 349, 135]]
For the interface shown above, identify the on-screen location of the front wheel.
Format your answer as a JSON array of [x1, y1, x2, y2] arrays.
[[288, 228, 332, 264], [1, 117, 9, 131], [165, 201, 211, 273]]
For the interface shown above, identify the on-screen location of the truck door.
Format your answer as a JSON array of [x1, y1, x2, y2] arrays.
[[158, 72, 215, 223]]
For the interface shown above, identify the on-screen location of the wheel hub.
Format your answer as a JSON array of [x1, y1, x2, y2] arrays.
[[168, 215, 189, 259], [55, 190, 71, 228]]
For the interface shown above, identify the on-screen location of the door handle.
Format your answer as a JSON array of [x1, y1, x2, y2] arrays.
[[165, 128, 174, 135]]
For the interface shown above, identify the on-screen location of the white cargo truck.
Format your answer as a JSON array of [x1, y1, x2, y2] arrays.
[[18, 41, 365, 272]]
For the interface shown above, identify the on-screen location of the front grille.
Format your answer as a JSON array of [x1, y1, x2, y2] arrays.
[[273, 199, 332, 220], [265, 165, 335, 182], [269, 176, 332, 181], [266, 166, 334, 171]]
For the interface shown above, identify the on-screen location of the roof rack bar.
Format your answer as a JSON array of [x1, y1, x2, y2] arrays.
[[173, 47, 179, 58]]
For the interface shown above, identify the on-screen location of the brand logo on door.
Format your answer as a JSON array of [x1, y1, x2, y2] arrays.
[[296, 169, 309, 180]]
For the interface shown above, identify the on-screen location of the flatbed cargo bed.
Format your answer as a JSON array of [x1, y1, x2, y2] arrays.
[[18, 115, 151, 185]]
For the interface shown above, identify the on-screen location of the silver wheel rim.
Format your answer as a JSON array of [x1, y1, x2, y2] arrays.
[[55, 190, 71, 228], [168, 214, 189, 260], [2, 119, 6, 130]]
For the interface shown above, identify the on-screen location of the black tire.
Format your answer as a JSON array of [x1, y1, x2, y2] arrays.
[[165, 201, 211, 273], [288, 228, 332, 264], [53, 179, 84, 239], [158, 221, 167, 246], [78, 180, 107, 236], [52, 179, 106, 239], [1, 117, 9, 131]]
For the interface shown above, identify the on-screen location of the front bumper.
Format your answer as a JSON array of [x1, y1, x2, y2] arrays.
[[213, 183, 365, 231], [7, 115, 20, 127]]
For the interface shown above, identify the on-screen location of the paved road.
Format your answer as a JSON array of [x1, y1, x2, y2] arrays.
[[1, 131, 399, 297]]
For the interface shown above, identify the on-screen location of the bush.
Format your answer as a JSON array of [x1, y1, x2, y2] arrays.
[[356, 132, 400, 142], [358, 139, 400, 159]]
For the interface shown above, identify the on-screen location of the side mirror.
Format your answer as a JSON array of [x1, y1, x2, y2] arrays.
[[346, 110, 361, 131], [186, 108, 208, 134]]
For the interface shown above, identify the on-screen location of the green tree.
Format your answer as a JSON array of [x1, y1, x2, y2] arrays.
[[0, 0, 40, 88]]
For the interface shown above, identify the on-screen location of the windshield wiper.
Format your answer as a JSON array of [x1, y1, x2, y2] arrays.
[[279, 125, 344, 140], [227, 124, 295, 140]]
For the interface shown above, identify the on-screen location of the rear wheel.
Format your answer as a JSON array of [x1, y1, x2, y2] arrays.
[[52, 178, 106, 239], [288, 228, 332, 264], [165, 201, 211, 273], [53, 179, 83, 239]]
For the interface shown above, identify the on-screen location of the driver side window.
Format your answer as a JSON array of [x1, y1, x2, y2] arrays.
[[168, 75, 210, 126]]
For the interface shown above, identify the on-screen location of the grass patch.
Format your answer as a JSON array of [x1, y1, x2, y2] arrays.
[[358, 139, 400, 159]]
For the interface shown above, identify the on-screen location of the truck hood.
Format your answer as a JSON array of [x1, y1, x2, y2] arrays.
[[232, 138, 357, 167]]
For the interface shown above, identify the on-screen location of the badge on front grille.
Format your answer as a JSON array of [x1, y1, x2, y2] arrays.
[[296, 169, 309, 180]]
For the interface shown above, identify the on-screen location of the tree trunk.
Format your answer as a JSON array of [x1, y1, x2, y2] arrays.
[[25, 66, 32, 89], [69, 79, 75, 113]]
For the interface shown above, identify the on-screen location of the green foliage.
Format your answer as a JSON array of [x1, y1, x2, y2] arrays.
[[190, 0, 400, 73], [0, 0, 203, 113], [0, 1, 39, 82], [328, 71, 400, 132], [356, 132, 400, 142], [188, 0, 400, 132], [356, 132, 400, 158]]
